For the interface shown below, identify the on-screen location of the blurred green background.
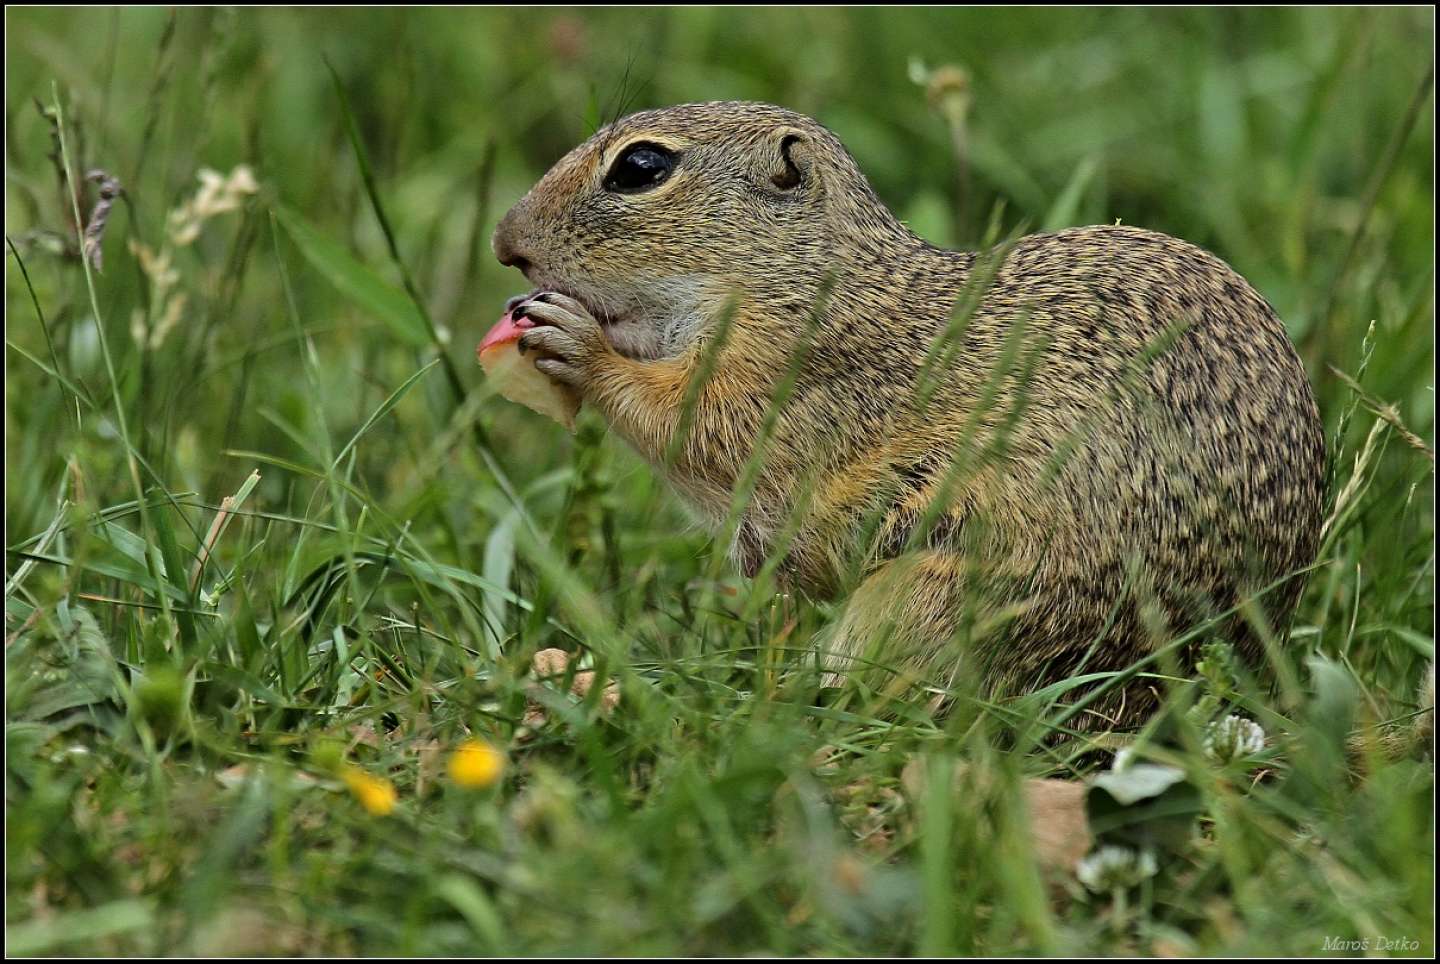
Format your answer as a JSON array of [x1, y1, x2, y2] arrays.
[[5, 6, 1434, 957]]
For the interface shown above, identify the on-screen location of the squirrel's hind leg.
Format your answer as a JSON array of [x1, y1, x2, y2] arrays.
[[817, 550, 1008, 709]]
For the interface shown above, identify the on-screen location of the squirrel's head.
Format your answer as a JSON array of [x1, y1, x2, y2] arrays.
[[492, 101, 915, 359]]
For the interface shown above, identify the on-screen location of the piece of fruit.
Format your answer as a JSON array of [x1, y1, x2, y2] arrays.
[[476, 307, 581, 430]]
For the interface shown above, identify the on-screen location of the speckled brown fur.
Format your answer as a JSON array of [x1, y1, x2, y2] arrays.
[[491, 102, 1326, 727]]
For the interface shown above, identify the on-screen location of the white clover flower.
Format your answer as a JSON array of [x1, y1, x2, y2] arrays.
[[1075, 845, 1158, 893], [1204, 714, 1266, 764]]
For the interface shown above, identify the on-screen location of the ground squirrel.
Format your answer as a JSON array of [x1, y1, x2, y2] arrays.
[[491, 101, 1327, 728]]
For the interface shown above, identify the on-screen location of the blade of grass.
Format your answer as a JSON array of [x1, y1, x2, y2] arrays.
[[52, 83, 178, 639], [322, 57, 537, 538]]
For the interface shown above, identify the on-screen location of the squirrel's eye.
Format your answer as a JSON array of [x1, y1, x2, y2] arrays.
[[604, 143, 674, 194]]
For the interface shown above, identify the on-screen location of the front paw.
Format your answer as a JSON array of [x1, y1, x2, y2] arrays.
[[515, 293, 613, 394]]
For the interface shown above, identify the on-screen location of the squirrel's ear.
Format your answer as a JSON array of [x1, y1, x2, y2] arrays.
[[760, 128, 815, 194]]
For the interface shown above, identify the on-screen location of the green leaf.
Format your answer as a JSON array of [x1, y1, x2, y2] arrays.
[[1087, 773, 1203, 852], [8, 549, 186, 603], [333, 359, 439, 468], [149, 493, 198, 647], [6, 606, 122, 721], [5, 721, 57, 784], [1306, 654, 1359, 750], [481, 507, 521, 657], [433, 873, 505, 952], [4, 338, 96, 412], [234, 580, 264, 669], [272, 204, 429, 347], [1087, 757, 1201, 852], [204, 664, 291, 707], [6, 899, 156, 956]]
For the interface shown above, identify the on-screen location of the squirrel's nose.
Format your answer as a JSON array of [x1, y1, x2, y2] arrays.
[[492, 210, 534, 275], [493, 237, 532, 274]]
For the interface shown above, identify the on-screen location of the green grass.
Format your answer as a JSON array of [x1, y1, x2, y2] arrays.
[[5, 6, 1434, 956]]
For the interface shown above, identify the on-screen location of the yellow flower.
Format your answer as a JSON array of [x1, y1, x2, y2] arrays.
[[343, 766, 397, 816], [448, 739, 506, 789]]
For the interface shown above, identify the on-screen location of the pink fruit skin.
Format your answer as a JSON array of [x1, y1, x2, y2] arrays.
[[476, 310, 536, 358]]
